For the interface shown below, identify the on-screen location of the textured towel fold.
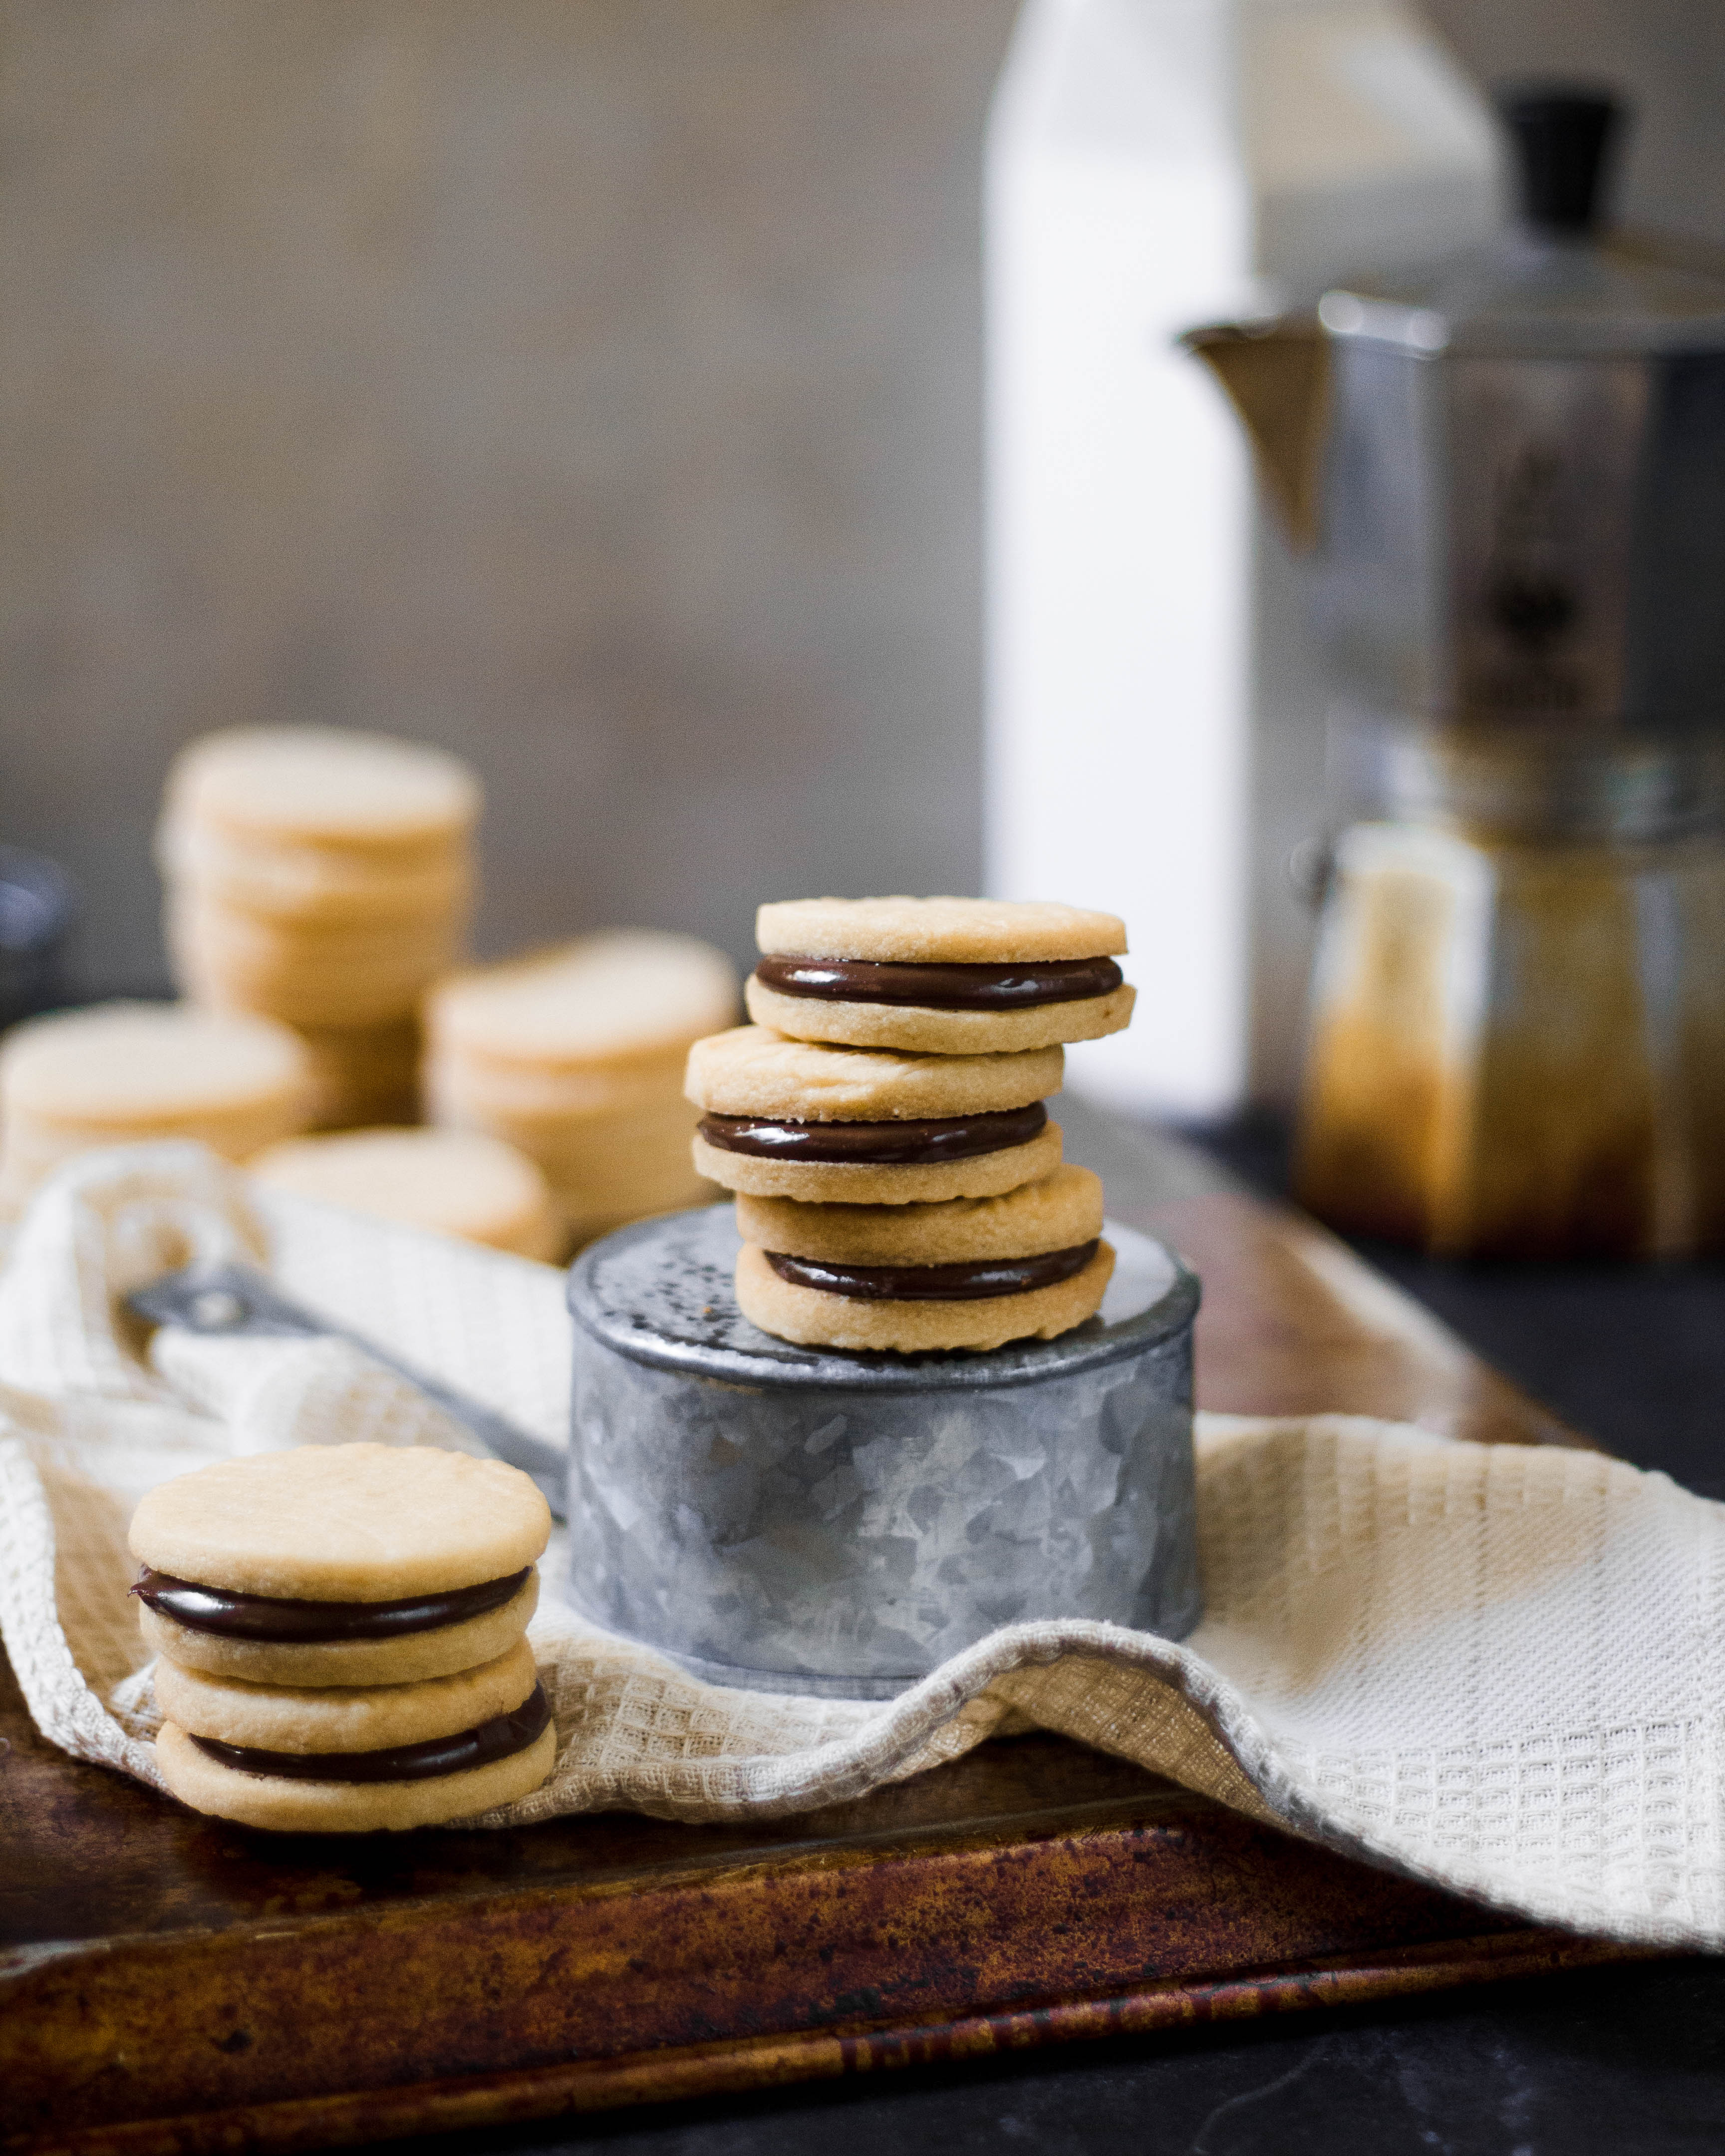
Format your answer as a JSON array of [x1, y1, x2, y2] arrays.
[[1, 1145, 1720, 1947]]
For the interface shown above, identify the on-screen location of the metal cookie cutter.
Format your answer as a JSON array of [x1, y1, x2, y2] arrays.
[[128, 1261, 568, 1519], [566, 1206, 1201, 1698]]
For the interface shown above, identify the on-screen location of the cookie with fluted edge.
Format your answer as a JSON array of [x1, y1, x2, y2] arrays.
[[734, 1238, 1115, 1353], [734, 1163, 1102, 1266]]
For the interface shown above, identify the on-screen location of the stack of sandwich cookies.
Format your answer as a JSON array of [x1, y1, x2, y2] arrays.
[[734, 1163, 1112, 1352], [746, 896, 1134, 1055], [159, 726, 480, 1127], [425, 930, 738, 1249], [0, 1002, 315, 1214], [684, 894, 1134, 1353], [132, 1444, 556, 1831]]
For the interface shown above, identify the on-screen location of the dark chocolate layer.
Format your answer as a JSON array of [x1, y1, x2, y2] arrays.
[[189, 1682, 552, 1785], [132, 1566, 531, 1644], [765, 1239, 1100, 1303], [699, 1099, 1047, 1166], [755, 954, 1122, 1010]]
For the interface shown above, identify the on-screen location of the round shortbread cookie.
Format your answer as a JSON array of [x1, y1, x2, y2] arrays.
[[157, 816, 471, 926], [745, 975, 1136, 1056], [734, 1239, 1116, 1353], [129, 1443, 551, 1600], [154, 1637, 540, 1754], [756, 896, 1127, 964], [172, 894, 466, 971], [426, 1047, 692, 1123], [178, 943, 454, 1028], [684, 1027, 1062, 1122], [0, 1002, 312, 1130], [430, 1075, 699, 1157], [249, 1127, 562, 1261], [0, 1099, 314, 1191], [155, 1714, 557, 1832], [734, 1163, 1102, 1266], [138, 1571, 539, 1687], [693, 1122, 1063, 1205], [164, 727, 480, 848], [426, 932, 738, 1071]]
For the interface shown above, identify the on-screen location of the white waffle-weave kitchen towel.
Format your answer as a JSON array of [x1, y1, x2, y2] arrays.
[[1, 1146, 1720, 1950]]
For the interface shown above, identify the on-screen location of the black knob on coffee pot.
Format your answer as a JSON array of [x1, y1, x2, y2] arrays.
[[1498, 87, 1624, 234]]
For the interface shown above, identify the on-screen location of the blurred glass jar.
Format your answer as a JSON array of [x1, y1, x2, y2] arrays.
[[0, 848, 77, 1031]]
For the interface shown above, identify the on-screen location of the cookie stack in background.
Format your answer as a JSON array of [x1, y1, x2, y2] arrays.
[[424, 930, 739, 1251], [685, 897, 1135, 1352], [132, 1445, 557, 1833], [0, 1002, 314, 1216], [158, 727, 480, 1128]]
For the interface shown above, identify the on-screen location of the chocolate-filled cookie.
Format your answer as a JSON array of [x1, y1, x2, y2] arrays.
[[747, 896, 1134, 1055], [129, 1444, 550, 1687], [152, 1635, 557, 1833], [732, 1165, 1115, 1352], [685, 1026, 1064, 1203]]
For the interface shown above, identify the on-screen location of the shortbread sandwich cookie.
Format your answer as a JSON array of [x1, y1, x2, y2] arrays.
[[733, 1163, 1113, 1352], [747, 896, 1135, 1055], [129, 1444, 551, 1686], [249, 1127, 565, 1261], [686, 1025, 1064, 1203], [152, 1636, 556, 1833]]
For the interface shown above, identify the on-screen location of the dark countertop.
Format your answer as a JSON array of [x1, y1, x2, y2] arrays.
[[341, 1104, 1725, 2156]]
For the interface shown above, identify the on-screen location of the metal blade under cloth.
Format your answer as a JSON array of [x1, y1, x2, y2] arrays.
[[127, 1260, 568, 1519]]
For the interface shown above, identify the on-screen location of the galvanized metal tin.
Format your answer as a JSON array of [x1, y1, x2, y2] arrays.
[[565, 1205, 1201, 1698]]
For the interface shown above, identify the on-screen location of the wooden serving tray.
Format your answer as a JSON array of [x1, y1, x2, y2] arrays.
[[0, 1117, 1637, 2154]]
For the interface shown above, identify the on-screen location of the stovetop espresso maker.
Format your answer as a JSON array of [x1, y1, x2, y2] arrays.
[[1188, 90, 1725, 1259]]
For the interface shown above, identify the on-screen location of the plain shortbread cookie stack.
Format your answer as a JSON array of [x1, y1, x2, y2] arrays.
[[0, 1002, 315, 1216], [132, 1444, 557, 1832], [424, 930, 738, 1250], [158, 727, 481, 1127], [686, 896, 1135, 1352]]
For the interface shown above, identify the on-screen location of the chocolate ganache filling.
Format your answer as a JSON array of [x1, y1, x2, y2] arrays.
[[766, 1239, 1100, 1303], [755, 954, 1123, 1010], [132, 1566, 531, 1644], [189, 1682, 552, 1785], [699, 1099, 1046, 1166]]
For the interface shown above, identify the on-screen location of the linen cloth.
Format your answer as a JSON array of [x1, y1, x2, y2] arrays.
[[1, 1145, 1720, 1951]]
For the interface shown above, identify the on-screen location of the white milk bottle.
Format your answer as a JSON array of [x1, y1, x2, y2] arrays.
[[986, 0, 1502, 1115]]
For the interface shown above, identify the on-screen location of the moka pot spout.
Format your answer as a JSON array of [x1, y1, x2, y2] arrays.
[[1179, 315, 1331, 553]]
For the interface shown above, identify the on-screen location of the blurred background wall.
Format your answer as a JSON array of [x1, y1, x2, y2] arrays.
[[3, 0, 1724, 1012]]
